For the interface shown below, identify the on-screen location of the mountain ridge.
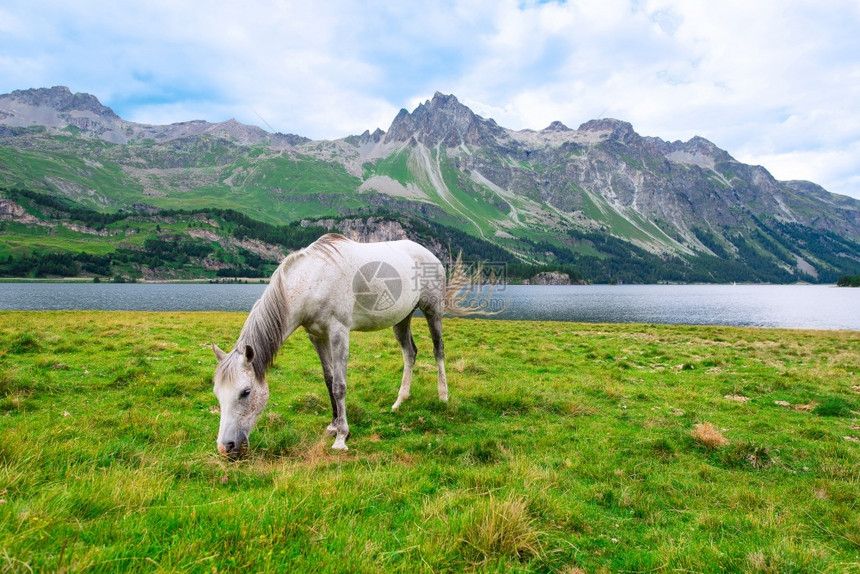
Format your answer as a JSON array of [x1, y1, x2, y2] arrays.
[[1, 86, 859, 283], [0, 86, 309, 146]]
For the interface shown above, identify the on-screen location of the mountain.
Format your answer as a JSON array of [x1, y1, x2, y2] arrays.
[[1, 86, 859, 283], [0, 86, 310, 146]]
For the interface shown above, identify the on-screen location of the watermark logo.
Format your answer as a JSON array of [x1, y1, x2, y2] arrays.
[[456, 261, 507, 291], [353, 261, 403, 312], [443, 260, 509, 315], [353, 259, 509, 314]]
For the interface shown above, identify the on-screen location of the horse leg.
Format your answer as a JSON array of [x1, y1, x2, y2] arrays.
[[420, 299, 448, 403], [327, 325, 351, 450], [391, 313, 418, 410], [308, 333, 338, 437]]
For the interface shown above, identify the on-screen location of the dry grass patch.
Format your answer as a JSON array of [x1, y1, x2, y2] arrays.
[[794, 402, 818, 412], [567, 401, 598, 416], [297, 438, 348, 468], [692, 422, 729, 449], [459, 493, 544, 564]]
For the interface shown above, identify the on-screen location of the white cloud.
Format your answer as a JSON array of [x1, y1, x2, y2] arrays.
[[1, 0, 859, 198]]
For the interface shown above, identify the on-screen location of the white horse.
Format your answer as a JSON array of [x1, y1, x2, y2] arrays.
[[212, 233, 471, 455]]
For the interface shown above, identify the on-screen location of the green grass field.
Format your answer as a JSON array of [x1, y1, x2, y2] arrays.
[[1, 312, 858, 572]]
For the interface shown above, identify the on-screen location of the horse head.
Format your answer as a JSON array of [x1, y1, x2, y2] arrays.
[[211, 343, 269, 458]]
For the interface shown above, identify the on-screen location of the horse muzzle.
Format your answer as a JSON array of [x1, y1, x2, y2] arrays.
[[217, 433, 249, 459]]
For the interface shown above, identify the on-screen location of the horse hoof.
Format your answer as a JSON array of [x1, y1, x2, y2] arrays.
[[332, 440, 348, 451]]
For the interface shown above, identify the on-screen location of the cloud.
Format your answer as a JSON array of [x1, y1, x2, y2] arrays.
[[0, 0, 859, 198], [450, 0, 860, 197]]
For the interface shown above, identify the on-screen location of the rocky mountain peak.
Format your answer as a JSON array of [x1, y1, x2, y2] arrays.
[[204, 118, 270, 143], [663, 135, 734, 164], [344, 127, 386, 147], [0, 86, 309, 146], [577, 118, 636, 139], [683, 135, 728, 156], [10, 86, 119, 119], [428, 91, 461, 108], [384, 91, 494, 147], [543, 121, 572, 132]]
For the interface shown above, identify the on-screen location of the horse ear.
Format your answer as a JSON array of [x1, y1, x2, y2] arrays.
[[244, 345, 255, 363], [212, 343, 227, 362]]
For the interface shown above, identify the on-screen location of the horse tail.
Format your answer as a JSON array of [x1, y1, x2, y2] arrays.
[[443, 254, 506, 317]]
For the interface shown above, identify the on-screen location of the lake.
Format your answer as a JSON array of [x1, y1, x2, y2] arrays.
[[1, 282, 857, 330]]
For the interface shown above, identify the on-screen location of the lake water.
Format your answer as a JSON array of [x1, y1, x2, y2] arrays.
[[1, 282, 857, 330]]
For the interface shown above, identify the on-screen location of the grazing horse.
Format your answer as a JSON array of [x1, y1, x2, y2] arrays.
[[211, 233, 467, 455]]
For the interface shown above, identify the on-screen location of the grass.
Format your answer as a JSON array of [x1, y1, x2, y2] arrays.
[[1, 311, 859, 572], [0, 144, 145, 208], [0, 139, 364, 227], [370, 148, 415, 186]]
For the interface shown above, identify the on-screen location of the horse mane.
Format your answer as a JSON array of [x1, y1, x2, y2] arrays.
[[231, 233, 349, 380], [307, 232, 348, 263], [228, 265, 286, 380]]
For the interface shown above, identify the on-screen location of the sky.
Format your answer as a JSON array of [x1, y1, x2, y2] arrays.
[[2, 0, 859, 199]]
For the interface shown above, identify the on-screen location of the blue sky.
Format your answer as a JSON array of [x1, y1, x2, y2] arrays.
[[2, 0, 859, 199]]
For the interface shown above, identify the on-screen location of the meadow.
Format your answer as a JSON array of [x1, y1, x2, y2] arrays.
[[1, 311, 858, 572]]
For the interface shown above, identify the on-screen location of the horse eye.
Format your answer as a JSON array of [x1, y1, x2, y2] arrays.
[[239, 388, 252, 399]]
